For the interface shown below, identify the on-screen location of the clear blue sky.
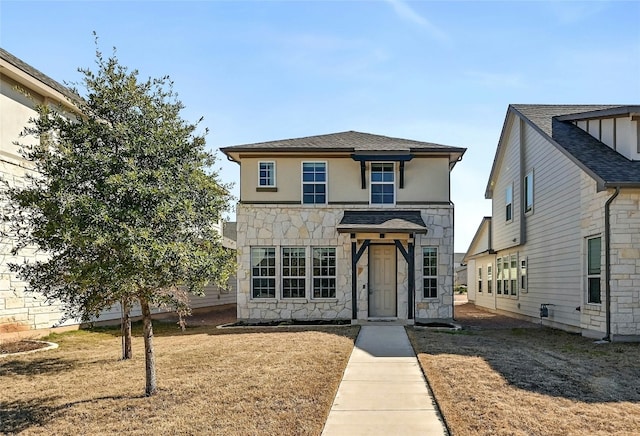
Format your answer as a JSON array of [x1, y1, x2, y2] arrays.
[[2, 1, 639, 251]]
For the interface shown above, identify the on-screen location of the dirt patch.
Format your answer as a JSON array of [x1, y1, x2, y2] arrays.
[[0, 340, 49, 355], [408, 303, 640, 435]]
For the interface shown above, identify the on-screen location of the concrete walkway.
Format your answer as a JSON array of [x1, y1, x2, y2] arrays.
[[322, 326, 448, 435]]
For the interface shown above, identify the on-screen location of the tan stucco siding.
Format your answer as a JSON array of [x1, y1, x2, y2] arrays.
[[239, 155, 450, 204]]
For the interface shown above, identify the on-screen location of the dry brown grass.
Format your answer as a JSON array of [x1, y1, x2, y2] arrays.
[[1, 314, 358, 435], [408, 304, 640, 436]]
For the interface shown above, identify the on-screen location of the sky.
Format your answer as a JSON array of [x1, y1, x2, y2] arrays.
[[1, 0, 639, 251]]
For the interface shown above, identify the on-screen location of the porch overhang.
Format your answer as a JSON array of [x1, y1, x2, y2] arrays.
[[337, 210, 428, 235]]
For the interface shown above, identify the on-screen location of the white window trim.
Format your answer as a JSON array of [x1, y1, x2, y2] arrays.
[[301, 161, 328, 205], [524, 170, 534, 215], [487, 264, 493, 294], [250, 246, 277, 300], [258, 161, 276, 187], [422, 247, 438, 299], [586, 236, 602, 305], [281, 247, 307, 299], [477, 266, 483, 293], [509, 253, 518, 297], [505, 183, 513, 223], [311, 247, 337, 299], [369, 161, 396, 206], [520, 258, 527, 292]]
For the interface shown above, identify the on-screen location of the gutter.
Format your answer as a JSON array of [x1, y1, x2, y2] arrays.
[[603, 186, 620, 341], [519, 118, 527, 245]]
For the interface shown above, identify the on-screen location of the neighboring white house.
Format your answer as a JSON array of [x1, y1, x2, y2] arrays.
[[465, 104, 640, 341], [221, 131, 466, 324], [0, 48, 235, 336]]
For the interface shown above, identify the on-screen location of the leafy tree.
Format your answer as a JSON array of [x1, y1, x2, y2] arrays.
[[3, 42, 235, 396]]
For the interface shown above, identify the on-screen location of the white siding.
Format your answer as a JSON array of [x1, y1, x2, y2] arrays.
[[492, 117, 521, 250]]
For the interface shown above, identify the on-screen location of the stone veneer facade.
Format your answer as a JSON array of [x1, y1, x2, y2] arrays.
[[236, 203, 454, 323], [580, 172, 640, 339]]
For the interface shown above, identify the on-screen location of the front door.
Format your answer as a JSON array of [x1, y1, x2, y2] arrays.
[[369, 244, 397, 317]]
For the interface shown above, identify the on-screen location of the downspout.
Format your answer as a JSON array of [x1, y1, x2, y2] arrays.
[[451, 199, 455, 321], [603, 186, 620, 341]]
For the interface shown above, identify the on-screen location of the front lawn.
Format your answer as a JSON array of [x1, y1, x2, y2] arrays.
[[1, 320, 358, 435], [408, 308, 640, 435]]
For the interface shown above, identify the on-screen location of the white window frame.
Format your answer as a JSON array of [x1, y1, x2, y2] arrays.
[[496, 257, 502, 295], [524, 170, 534, 214], [312, 247, 336, 299], [510, 254, 518, 296], [520, 258, 527, 291], [370, 162, 396, 205], [301, 161, 327, 205], [487, 264, 493, 294], [281, 247, 306, 299], [251, 247, 276, 299], [505, 183, 513, 222], [477, 266, 483, 293], [587, 236, 602, 304], [422, 247, 438, 298], [258, 161, 276, 187]]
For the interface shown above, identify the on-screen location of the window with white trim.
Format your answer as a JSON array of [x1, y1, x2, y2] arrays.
[[510, 254, 518, 296], [505, 184, 513, 222], [502, 257, 510, 295], [258, 161, 275, 187], [370, 162, 395, 204], [312, 248, 336, 298], [477, 266, 483, 293], [251, 247, 276, 298], [524, 171, 534, 213], [282, 247, 306, 298], [520, 258, 527, 291], [587, 237, 602, 304], [487, 264, 493, 294], [423, 247, 438, 298], [496, 258, 502, 294], [302, 162, 327, 204]]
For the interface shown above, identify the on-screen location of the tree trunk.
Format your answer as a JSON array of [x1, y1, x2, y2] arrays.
[[121, 299, 132, 360], [140, 297, 157, 396]]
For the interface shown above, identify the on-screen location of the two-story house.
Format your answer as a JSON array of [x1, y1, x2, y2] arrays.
[[465, 105, 640, 341], [221, 131, 466, 324]]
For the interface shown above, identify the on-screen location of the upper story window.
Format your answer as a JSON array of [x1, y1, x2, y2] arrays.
[[258, 161, 276, 187], [524, 171, 534, 213], [505, 184, 513, 222], [370, 162, 395, 204], [302, 162, 327, 204]]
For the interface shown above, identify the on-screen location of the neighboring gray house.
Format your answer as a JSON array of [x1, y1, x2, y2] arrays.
[[465, 105, 640, 341], [222, 131, 466, 324]]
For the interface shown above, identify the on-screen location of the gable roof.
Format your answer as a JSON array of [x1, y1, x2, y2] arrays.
[[486, 104, 640, 197], [462, 216, 493, 263], [221, 131, 466, 165], [0, 47, 80, 104]]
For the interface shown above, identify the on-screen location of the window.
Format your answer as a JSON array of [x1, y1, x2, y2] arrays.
[[510, 254, 518, 296], [477, 267, 483, 293], [282, 248, 306, 298], [313, 248, 336, 298], [251, 247, 276, 298], [487, 264, 493, 294], [423, 247, 438, 298], [524, 171, 534, 213], [502, 257, 510, 295], [587, 237, 602, 304], [302, 162, 327, 204], [258, 161, 275, 187], [370, 162, 395, 204], [496, 258, 502, 294], [505, 184, 513, 221], [520, 258, 527, 291]]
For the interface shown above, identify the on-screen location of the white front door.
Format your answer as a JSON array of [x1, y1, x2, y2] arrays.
[[369, 244, 397, 317]]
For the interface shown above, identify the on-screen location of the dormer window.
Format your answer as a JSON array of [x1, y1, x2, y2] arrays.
[[370, 162, 395, 204]]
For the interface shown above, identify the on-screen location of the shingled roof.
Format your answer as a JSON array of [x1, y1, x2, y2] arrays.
[[221, 131, 466, 154], [0, 47, 79, 103], [487, 104, 640, 195]]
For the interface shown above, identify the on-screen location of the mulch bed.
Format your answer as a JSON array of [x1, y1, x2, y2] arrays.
[[0, 340, 48, 354]]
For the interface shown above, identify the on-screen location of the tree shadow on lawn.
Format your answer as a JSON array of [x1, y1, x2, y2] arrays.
[[0, 394, 143, 434], [409, 326, 640, 403], [0, 356, 75, 376]]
